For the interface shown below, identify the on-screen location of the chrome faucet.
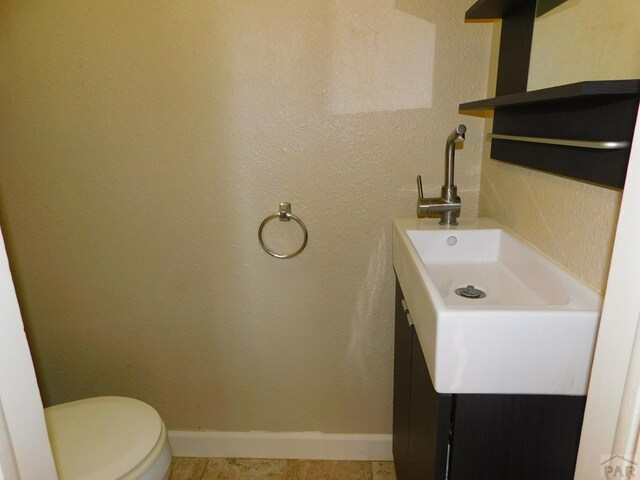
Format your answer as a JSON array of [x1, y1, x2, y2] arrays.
[[416, 124, 467, 226]]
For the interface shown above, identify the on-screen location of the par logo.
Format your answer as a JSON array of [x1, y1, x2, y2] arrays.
[[601, 455, 637, 478]]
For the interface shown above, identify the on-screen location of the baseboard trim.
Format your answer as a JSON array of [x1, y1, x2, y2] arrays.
[[168, 431, 393, 461]]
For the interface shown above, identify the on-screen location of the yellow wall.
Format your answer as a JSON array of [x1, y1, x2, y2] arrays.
[[0, 1, 491, 432], [480, 0, 640, 293]]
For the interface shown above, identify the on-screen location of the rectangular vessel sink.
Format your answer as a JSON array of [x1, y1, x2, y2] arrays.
[[393, 218, 602, 395]]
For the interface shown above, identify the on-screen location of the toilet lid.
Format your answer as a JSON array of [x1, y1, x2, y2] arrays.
[[45, 397, 163, 480]]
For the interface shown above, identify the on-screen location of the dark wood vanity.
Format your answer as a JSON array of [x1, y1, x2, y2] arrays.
[[392, 280, 586, 479]]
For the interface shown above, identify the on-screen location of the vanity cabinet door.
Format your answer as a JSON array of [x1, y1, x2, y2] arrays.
[[393, 279, 452, 480], [407, 333, 452, 480], [392, 281, 412, 480], [448, 394, 586, 479]]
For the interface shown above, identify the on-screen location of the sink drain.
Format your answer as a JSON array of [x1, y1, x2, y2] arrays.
[[455, 285, 486, 299]]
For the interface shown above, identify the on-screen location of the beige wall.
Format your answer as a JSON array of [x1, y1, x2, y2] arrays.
[[480, 0, 640, 293], [0, 1, 491, 432]]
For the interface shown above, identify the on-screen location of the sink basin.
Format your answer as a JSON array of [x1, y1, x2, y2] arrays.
[[392, 218, 602, 395]]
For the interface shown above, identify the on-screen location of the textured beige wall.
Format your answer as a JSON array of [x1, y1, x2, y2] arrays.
[[480, 0, 640, 293], [0, 1, 491, 432]]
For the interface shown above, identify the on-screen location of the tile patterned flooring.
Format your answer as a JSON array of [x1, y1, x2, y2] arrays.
[[170, 457, 397, 480]]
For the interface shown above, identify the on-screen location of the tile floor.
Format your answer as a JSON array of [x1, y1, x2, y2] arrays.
[[169, 457, 397, 480]]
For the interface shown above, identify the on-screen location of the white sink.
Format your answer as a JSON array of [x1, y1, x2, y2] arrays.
[[393, 218, 602, 395]]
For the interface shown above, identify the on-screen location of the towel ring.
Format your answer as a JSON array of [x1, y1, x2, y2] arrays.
[[258, 202, 308, 259]]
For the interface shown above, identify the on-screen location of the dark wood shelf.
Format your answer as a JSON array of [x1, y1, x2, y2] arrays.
[[460, 80, 640, 112], [464, 0, 640, 189], [459, 80, 640, 188], [466, 0, 569, 20], [466, 0, 530, 19]]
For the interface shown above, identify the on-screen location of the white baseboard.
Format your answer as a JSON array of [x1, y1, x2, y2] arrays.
[[168, 430, 393, 461]]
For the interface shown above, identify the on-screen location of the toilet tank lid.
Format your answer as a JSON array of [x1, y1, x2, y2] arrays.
[[45, 396, 163, 480]]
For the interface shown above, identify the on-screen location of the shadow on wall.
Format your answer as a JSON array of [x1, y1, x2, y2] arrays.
[[328, 0, 435, 114]]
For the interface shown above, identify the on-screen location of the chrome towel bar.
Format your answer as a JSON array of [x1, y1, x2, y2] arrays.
[[487, 133, 630, 150]]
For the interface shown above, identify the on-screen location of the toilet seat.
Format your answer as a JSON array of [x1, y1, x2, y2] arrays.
[[45, 397, 171, 480]]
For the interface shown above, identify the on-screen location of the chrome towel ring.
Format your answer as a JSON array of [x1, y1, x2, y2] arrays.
[[258, 202, 308, 259]]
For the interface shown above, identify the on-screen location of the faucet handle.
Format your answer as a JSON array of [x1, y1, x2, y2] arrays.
[[416, 175, 424, 199]]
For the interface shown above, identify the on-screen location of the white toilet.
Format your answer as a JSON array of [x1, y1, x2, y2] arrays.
[[44, 397, 172, 480]]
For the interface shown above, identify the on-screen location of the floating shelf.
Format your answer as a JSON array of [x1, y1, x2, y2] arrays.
[[466, 0, 530, 19], [466, 0, 569, 20], [463, 0, 640, 189], [460, 80, 640, 188], [460, 80, 640, 112]]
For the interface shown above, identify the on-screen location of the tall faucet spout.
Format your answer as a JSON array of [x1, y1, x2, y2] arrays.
[[416, 124, 467, 226], [445, 124, 467, 188]]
